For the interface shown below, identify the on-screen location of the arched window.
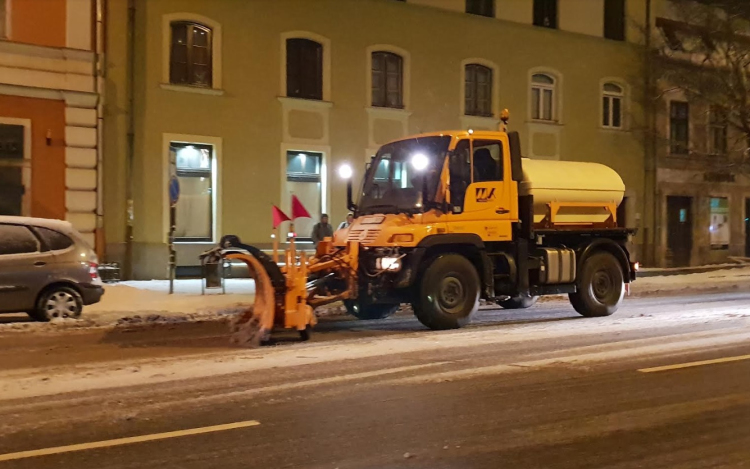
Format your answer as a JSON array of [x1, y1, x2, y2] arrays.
[[286, 38, 323, 100], [170, 22, 213, 87], [531, 73, 556, 121], [371, 52, 404, 108], [602, 82, 624, 128], [465, 64, 493, 117]]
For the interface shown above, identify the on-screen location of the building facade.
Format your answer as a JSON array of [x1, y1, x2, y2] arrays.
[[653, 3, 750, 267], [0, 0, 103, 250], [103, 0, 652, 279]]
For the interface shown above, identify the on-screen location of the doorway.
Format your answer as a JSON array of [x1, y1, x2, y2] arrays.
[[666, 196, 693, 267]]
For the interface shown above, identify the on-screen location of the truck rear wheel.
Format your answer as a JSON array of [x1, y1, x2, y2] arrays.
[[569, 251, 624, 317], [498, 295, 538, 309], [412, 254, 480, 330], [343, 300, 399, 320]]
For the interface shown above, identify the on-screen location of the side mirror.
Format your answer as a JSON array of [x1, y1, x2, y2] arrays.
[[347, 179, 357, 212]]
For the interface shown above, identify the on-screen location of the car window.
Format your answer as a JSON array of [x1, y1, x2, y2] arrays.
[[0, 224, 40, 255], [35, 227, 74, 251]]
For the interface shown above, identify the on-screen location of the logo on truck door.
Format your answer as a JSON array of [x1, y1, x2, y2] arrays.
[[475, 187, 496, 203]]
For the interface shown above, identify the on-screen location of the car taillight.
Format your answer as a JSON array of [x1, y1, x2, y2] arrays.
[[89, 262, 100, 279]]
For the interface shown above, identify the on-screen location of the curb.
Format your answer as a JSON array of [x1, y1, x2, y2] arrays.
[[639, 264, 749, 278]]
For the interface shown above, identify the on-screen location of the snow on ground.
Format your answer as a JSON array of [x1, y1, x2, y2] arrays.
[[635, 266, 750, 294], [1, 302, 749, 402], [84, 279, 256, 323], [1, 266, 749, 332], [0, 279, 256, 331]]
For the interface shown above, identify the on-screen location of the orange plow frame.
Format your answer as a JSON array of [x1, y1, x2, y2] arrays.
[[215, 238, 359, 347], [224, 251, 318, 346]]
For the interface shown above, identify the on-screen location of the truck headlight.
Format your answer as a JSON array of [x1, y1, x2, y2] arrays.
[[376, 257, 402, 272], [389, 233, 413, 243]]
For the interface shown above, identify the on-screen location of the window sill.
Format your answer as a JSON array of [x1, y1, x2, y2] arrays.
[[160, 84, 225, 96], [277, 96, 333, 109], [600, 125, 628, 132], [460, 114, 500, 130], [462, 114, 499, 121], [526, 120, 564, 127], [366, 106, 412, 118]]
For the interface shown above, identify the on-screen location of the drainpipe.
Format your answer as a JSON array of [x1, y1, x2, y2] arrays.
[[95, 0, 105, 259], [643, 0, 658, 266], [124, 0, 136, 279]]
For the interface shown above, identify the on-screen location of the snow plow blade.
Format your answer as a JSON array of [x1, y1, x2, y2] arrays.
[[225, 251, 279, 346], [214, 235, 317, 347], [201, 234, 359, 346]]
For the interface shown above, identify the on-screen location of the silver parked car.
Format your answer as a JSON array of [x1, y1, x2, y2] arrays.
[[0, 216, 104, 321]]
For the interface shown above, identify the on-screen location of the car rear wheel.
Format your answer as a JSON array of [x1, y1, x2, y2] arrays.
[[29, 286, 83, 322]]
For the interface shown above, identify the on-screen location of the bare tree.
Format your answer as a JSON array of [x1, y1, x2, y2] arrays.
[[653, 0, 750, 171]]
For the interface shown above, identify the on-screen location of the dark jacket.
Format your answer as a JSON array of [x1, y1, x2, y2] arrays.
[[311, 222, 333, 245]]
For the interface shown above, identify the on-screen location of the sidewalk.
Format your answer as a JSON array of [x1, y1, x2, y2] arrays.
[[2, 266, 749, 331], [639, 260, 750, 278]]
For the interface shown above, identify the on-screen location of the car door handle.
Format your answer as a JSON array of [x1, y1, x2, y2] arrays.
[[496, 208, 510, 215], [34, 261, 46, 267]]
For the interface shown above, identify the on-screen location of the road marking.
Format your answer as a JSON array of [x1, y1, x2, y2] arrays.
[[638, 354, 750, 373], [0, 420, 260, 462]]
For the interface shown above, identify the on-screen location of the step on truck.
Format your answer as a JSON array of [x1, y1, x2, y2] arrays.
[[215, 112, 638, 345]]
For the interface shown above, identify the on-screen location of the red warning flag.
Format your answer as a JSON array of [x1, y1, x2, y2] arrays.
[[291, 195, 311, 220], [272, 205, 291, 229]]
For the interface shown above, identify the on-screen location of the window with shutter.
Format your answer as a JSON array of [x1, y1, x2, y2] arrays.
[[464, 64, 493, 117], [372, 52, 404, 108], [286, 38, 323, 100], [169, 22, 213, 87]]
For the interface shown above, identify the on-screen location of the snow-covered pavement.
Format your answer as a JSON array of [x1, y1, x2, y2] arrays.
[[1, 266, 749, 330]]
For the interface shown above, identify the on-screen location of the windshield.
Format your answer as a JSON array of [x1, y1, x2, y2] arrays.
[[359, 136, 451, 215]]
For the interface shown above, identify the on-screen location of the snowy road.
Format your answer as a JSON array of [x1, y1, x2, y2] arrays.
[[0, 292, 749, 468]]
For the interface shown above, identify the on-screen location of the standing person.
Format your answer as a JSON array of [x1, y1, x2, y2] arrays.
[[338, 213, 354, 231], [311, 213, 333, 247]]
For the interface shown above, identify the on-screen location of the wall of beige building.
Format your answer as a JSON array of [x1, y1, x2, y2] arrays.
[[103, 0, 650, 279]]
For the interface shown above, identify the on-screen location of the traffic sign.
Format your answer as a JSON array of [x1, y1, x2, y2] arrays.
[[169, 175, 180, 206]]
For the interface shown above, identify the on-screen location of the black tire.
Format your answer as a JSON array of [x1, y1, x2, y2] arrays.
[[343, 300, 399, 320], [498, 295, 539, 309], [29, 286, 83, 322], [569, 252, 624, 317], [299, 326, 312, 341], [412, 254, 480, 330]]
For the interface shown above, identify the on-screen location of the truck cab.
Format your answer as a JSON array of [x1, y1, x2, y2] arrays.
[[333, 127, 637, 329]]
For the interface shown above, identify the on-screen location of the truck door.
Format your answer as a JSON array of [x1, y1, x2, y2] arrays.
[[448, 137, 513, 241]]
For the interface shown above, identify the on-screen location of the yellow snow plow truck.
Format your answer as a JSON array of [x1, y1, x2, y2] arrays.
[[215, 114, 638, 345]]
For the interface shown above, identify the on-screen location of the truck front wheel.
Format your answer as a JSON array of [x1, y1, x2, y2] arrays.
[[569, 251, 624, 317], [412, 254, 480, 330], [343, 300, 399, 320]]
